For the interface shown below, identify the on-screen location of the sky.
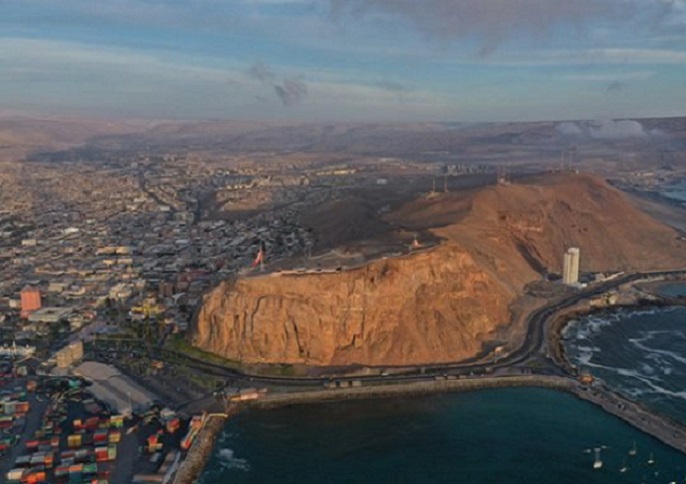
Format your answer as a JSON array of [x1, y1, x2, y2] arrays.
[[1, 0, 685, 122]]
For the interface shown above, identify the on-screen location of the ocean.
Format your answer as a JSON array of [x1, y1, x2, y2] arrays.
[[661, 180, 686, 205], [563, 304, 686, 425], [200, 387, 686, 483], [201, 297, 686, 483]]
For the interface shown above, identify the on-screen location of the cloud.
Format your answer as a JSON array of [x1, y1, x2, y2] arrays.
[[558, 71, 654, 82], [375, 79, 410, 101], [556, 122, 584, 136], [376, 80, 406, 92], [246, 61, 308, 106], [274, 79, 308, 106], [589, 119, 646, 139], [556, 119, 650, 139], [605, 81, 626, 93], [247, 61, 276, 84], [330, 0, 682, 55]]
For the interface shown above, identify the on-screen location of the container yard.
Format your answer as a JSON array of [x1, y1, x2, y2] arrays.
[[0, 358, 212, 484]]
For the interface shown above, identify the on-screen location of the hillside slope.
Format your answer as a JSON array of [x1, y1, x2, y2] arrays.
[[191, 174, 685, 366]]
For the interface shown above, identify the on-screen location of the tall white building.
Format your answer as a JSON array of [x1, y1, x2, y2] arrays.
[[563, 247, 580, 285]]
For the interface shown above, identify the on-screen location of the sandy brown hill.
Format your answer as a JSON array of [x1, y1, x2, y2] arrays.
[[191, 174, 686, 367], [0, 116, 147, 158]]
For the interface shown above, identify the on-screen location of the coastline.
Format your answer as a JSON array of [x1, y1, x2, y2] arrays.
[[185, 278, 686, 483], [547, 292, 686, 375], [189, 373, 686, 484]]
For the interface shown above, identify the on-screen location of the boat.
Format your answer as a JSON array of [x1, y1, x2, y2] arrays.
[[629, 440, 637, 456], [647, 453, 655, 465], [619, 457, 628, 473], [593, 447, 603, 470]]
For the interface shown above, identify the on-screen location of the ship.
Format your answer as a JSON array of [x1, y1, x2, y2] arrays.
[[593, 448, 603, 470], [619, 456, 628, 473]]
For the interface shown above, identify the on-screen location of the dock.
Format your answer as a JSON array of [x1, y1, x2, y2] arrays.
[[574, 384, 686, 454], [171, 407, 238, 484]]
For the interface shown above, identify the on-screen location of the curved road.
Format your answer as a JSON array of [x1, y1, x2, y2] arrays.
[[95, 269, 686, 388]]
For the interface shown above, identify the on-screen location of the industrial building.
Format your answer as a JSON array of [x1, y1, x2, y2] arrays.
[[563, 247, 580, 285], [72, 362, 156, 416], [27, 307, 72, 323]]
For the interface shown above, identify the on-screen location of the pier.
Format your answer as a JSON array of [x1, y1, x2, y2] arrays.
[[171, 407, 238, 484], [574, 384, 686, 455]]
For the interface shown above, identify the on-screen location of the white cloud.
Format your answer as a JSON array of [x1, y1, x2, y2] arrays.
[[558, 71, 654, 82], [557, 119, 649, 139], [589, 119, 646, 139], [0, 37, 447, 120]]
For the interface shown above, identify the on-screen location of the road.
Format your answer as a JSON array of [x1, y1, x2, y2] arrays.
[[92, 269, 686, 391]]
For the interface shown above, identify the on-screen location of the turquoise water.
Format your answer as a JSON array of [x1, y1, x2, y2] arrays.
[[200, 388, 686, 483]]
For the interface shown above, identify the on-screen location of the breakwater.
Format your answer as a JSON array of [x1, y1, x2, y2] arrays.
[[191, 374, 686, 484], [254, 375, 575, 408], [575, 384, 686, 454], [255, 375, 686, 457], [172, 407, 240, 484]]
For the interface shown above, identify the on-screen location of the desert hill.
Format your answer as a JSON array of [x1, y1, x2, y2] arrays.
[[191, 174, 686, 367]]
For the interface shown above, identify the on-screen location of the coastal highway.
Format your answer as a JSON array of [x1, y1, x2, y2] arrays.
[[93, 269, 686, 389]]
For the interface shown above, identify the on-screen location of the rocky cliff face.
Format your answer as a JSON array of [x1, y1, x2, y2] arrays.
[[191, 174, 686, 367], [193, 246, 515, 366]]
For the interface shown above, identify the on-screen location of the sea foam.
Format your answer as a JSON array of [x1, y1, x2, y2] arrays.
[[217, 448, 251, 472]]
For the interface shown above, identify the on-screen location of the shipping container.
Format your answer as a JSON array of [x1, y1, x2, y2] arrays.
[[68, 434, 82, 448], [93, 429, 108, 443], [165, 417, 180, 434], [5, 468, 24, 481], [108, 431, 121, 444], [85, 417, 99, 430], [109, 416, 124, 428]]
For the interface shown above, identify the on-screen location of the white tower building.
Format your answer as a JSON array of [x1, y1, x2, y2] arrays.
[[563, 247, 580, 285]]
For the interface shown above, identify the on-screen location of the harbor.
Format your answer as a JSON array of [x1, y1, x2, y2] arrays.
[[186, 277, 686, 483]]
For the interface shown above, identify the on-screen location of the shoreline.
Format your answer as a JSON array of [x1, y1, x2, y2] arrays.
[[182, 373, 686, 483], [182, 279, 686, 483], [547, 285, 686, 374]]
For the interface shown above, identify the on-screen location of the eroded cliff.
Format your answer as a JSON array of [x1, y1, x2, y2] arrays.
[[191, 174, 686, 366]]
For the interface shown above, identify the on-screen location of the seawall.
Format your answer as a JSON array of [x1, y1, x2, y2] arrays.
[[575, 384, 686, 455], [254, 375, 575, 408], [255, 375, 686, 457], [172, 407, 239, 484], [176, 374, 686, 484]]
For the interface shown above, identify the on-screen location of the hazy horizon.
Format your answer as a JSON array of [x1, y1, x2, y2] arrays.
[[2, 0, 686, 122]]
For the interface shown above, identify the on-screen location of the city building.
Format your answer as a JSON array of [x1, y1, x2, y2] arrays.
[[55, 341, 84, 369], [27, 307, 72, 323], [563, 247, 580, 285], [20, 285, 41, 318]]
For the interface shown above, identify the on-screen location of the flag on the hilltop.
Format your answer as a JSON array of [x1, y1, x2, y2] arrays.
[[252, 244, 265, 268]]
